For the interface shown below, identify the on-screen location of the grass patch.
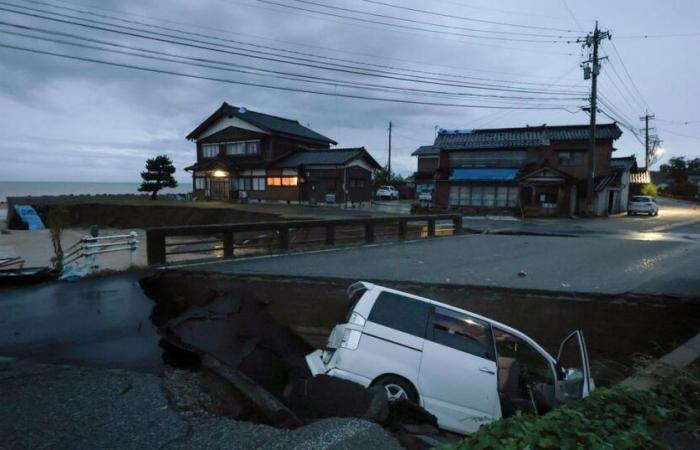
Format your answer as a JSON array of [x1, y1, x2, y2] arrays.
[[447, 364, 699, 449]]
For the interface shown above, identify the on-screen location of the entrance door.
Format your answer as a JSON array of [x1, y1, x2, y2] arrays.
[[209, 178, 230, 201], [418, 307, 499, 434]]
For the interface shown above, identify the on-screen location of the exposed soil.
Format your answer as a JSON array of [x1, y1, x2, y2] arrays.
[[141, 270, 700, 386], [7, 199, 281, 229]]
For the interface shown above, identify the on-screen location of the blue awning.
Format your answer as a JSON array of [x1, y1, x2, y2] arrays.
[[450, 168, 519, 181]]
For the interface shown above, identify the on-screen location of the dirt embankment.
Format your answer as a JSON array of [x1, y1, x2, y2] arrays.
[[6, 197, 281, 229], [140, 271, 700, 384]]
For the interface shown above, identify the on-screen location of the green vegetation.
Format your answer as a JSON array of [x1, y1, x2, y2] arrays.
[[447, 365, 699, 450], [47, 206, 69, 272], [659, 156, 700, 199], [139, 154, 178, 200], [640, 183, 658, 197]]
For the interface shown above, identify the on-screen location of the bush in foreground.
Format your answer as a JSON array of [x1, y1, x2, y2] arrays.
[[447, 365, 699, 449]]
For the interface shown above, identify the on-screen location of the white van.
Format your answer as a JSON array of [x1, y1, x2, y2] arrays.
[[306, 282, 594, 435]]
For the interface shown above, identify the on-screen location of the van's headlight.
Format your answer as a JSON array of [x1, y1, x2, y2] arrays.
[[348, 312, 366, 326], [340, 329, 362, 350]]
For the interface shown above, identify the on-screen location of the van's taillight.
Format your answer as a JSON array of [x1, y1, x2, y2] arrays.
[[340, 329, 362, 350], [348, 312, 366, 327]]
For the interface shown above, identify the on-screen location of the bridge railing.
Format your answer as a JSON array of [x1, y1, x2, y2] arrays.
[[146, 214, 463, 266]]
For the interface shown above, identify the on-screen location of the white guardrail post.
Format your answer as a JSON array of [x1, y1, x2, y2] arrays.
[[60, 231, 139, 280]]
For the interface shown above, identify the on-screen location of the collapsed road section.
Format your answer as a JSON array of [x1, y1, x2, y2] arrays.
[[146, 278, 449, 448], [140, 270, 700, 443]]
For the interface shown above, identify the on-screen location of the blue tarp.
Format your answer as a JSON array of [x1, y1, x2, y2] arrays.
[[14, 204, 45, 230], [450, 168, 519, 181]]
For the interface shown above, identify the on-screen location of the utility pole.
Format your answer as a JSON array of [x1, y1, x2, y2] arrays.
[[640, 111, 655, 169], [387, 121, 392, 177], [579, 21, 610, 213]]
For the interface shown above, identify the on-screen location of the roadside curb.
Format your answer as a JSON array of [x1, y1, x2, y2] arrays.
[[621, 333, 700, 391]]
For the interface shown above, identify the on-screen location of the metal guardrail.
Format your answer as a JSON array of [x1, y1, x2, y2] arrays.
[[146, 214, 464, 266]]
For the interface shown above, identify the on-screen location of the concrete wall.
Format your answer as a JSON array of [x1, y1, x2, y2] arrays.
[[141, 271, 700, 384]]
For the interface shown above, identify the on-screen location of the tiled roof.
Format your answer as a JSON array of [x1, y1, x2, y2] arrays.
[[610, 155, 638, 171], [187, 102, 337, 144], [450, 168, 519, 181], [411, 145, 439, 156], [275, 147, 381, 169], [435, 123, 622, 150]]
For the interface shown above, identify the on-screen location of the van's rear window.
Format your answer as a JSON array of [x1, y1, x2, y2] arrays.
[[368, 292, 431, 338]]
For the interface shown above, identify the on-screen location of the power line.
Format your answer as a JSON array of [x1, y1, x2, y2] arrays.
[[0, 24, 586, 105], [0, 3, 587, 95], [11, 0, 585, 88], [0, 41, 582, 111], [23, 0, 581, 79], [256, 0, 575, 43], [362, 0, 582, 33], [608, 40, 649, 111], [280, 0, 579, 38]]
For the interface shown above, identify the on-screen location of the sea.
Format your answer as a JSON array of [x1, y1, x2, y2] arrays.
[[0, 181, 193, 203]]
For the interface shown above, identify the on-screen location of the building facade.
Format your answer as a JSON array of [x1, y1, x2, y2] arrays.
[[185, 103, 379, 204], [411, 145, 439, 198], [425, 124, 623, 216]]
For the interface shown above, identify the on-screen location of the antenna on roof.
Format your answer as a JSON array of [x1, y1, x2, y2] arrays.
[[238, 106, 247, 114]]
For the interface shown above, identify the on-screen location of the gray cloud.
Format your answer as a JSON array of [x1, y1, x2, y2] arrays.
[[1, 0, 698, 182]]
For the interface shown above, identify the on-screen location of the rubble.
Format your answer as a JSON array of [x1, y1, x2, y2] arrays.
[[150, 284, 451, 446]]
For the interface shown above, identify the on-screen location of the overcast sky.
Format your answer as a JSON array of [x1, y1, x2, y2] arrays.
[[1, 0, 698, 182]]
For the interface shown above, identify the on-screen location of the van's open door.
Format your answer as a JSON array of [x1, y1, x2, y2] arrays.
[[555, 330, 593, 403]]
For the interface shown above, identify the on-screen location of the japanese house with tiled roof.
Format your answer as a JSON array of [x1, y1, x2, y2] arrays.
[[423, 123, 624, 216], [185, 102, 380, 204]]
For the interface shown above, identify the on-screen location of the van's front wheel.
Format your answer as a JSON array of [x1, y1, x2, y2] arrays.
[[372, 375, 419, 403]]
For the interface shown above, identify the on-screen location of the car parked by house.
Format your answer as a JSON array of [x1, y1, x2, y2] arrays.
[[306, 282, 594, 435], [376, 185, 399, 200], [627, 195, 659, 216]]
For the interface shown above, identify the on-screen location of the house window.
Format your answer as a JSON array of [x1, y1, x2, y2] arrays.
[[237, 177, 265, 191], [350, 178, 365, 188], [449, 185, 518, 208], [266, 177, 297, 186], [202, 144, 219, 158], [225, 140, 261, 156], [226, 142, 245, 155], [194, 177, 205, 190], [558, 151, 584, 166]]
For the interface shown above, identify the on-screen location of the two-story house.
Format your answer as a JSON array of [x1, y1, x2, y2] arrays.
[[185, 102, 380, 204], [428, 123, 623, 216], [411, 145, 439, 198]]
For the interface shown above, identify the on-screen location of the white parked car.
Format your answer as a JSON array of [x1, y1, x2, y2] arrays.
[[376, 185, 399, 200], [306, 282, 594, 435], [418, 190, 433, 202], [628, 195, 659, 216]]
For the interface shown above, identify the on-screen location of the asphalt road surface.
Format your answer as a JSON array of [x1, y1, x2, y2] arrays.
[[179, 199, 700, 297]]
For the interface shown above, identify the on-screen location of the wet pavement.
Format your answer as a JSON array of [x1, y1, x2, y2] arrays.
[[0, 271, 162, 373], [178, 232, 700, 297]]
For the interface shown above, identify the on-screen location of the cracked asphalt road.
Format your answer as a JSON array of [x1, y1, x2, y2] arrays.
[[0, 358, 402, 450]]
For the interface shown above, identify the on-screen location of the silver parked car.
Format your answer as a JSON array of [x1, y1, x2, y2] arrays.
[[628, 195, 659, 216]]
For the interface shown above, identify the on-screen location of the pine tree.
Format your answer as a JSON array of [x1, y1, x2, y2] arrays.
[[139, 155, 178, 200]]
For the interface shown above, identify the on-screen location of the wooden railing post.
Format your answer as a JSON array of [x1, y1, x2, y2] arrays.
[[279, 227, 290, 250], [146, 230, 166, 265], [427, 219, 436, 237], [398, 219, 408, 240], [325, 224, 336, 246], [364, 222, 375, 243], [453, 215, 463, 235], [223, 231, 234, 258]]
